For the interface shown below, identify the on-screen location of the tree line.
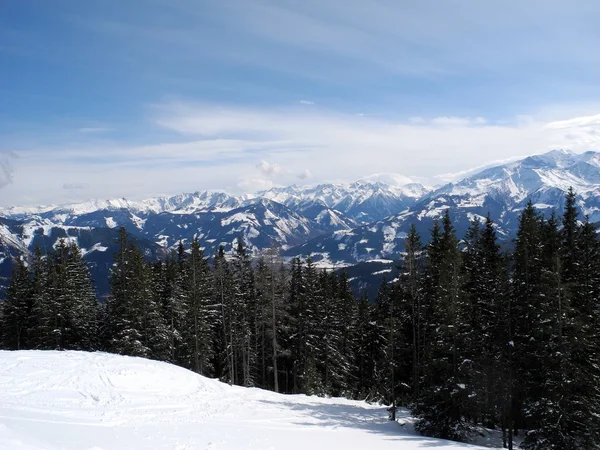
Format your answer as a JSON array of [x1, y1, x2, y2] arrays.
[[2, 188, 600, 449]]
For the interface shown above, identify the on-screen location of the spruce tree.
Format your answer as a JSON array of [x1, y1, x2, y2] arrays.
[[183, 239, 215, 375], [415, 211, 471, 441], [231, 239, 258, 387], [461, 216, 509, 430], [214, 245, 235, 384], [399, 224, 423, 404], [1, 256, 33, 349], [63, 242, 98, 350]]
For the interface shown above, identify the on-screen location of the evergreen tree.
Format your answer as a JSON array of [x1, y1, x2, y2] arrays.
[[182, 239, 215, 375], [231, 239, 258, 387], [105, 228, 169, 358], [1, 256, 33, 349], [29, 246, 50, 348], [461, 216, 509, 430], [399, 224, 424, 404], [63, 242, 98, 350], [352, 293, 386, 400], [214, 245, 235, 384], [415, 211, 471, 441]]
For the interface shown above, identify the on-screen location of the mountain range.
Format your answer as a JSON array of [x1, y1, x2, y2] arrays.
[[1, 149, 598, 296]]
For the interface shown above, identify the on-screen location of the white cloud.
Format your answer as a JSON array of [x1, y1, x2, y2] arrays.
[[0, 151, 16, 190], [237, 176, 274, 192], [429, 117, 487, 127], [62, 183, 88, 190], [298, 169, 312, 179], [4, 102, 600, 206], [299, 100, 315, 105], [257, 160, 282, 176]]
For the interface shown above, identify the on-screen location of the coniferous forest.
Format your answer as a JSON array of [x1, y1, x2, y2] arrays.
[[2, 188, 600, 449]]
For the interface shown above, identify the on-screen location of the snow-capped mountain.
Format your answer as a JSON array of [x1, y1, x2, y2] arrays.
[[0, 221, 165, 297], [1, 190, 244, 221], [284, 150, 600, 265], [0, 178, 423, 257], [1, 150, 600, 293], [0, 178, 425, 294], [259, 179, 430, 224]]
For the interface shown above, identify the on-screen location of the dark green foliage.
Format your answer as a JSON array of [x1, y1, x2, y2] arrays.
[[2, 242, 97, 351], [1, 256, 33, 349], [3, 196, 600, 449], [414, 211, 472, 441]]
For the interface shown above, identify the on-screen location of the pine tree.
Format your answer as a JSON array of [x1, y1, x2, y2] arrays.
[[524, 190, 600, 449], [511, 202, 545, 437], [415, 211, 471, 441], [335, 271, 357, 396], [231, 239, 258, 387], [461, 216, 509, 430], [63, 242, 98, 350], [399, 224, 423, 404], [352, 293, 386, 400], [1, 256, 33, 349], [520, 211, 574, 450], [105, 228, 168, 358], [255, 246, 287, 391], [182, 239, 215, 375], [214, 245, 235, 384], [567, 217, 600, 448], [29, 246, 50, 348], [289, 256, 324, 394]]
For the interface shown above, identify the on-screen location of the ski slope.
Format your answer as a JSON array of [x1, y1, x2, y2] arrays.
[[0, 351, 499, 449]]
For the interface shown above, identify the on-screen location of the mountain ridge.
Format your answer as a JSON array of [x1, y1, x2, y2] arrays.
[[1, 149, 599, 296]]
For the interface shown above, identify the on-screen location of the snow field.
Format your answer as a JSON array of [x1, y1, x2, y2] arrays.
[[0, 351, 499, 449]]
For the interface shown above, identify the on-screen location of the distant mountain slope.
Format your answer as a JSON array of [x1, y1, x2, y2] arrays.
[[2, 150, 600, 288], [259, 179, 430, 224], [0, 178, 425, 258], [285, 150, 600, 265], [0, 222, 164, 297]]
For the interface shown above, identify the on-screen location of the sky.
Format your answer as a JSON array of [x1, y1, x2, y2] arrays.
[[2, 0, 600, 206]]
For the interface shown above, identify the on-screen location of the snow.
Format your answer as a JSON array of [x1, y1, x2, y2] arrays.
[[81, 242, 108, 256], [0, 351, 493, 450], [372, 268, 392, 275], [105, 217, 117, 228], [221, 212, 257, 227]]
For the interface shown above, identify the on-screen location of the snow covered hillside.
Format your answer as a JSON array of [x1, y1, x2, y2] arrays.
[[285, 149, 600, 264], [0, 351, 500, 450]]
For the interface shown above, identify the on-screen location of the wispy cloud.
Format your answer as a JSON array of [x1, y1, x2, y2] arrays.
[[0, 151, 17, 190], [4, 100, 600, 207], [62, 183, 88, 190]]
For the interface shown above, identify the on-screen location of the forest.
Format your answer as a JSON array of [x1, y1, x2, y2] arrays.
[[1, 188, 599, 450]]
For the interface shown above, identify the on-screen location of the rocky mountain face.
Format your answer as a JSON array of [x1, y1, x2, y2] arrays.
[[0, 177, 428, 295], [285, 150, 600, 265], [1, 149, 599, 296]]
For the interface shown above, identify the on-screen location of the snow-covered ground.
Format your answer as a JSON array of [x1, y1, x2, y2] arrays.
[[0, 351, 502, 449]]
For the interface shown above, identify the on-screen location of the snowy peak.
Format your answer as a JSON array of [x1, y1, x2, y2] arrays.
[[259, 179, 430, 224], [0, 190, 242, 220], [2, 149, 600, 274], [286, 150, 600, 265], [431, 148, 600, 204]]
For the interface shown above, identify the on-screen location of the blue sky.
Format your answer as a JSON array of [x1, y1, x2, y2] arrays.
[[2, 0, 600, 206]]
